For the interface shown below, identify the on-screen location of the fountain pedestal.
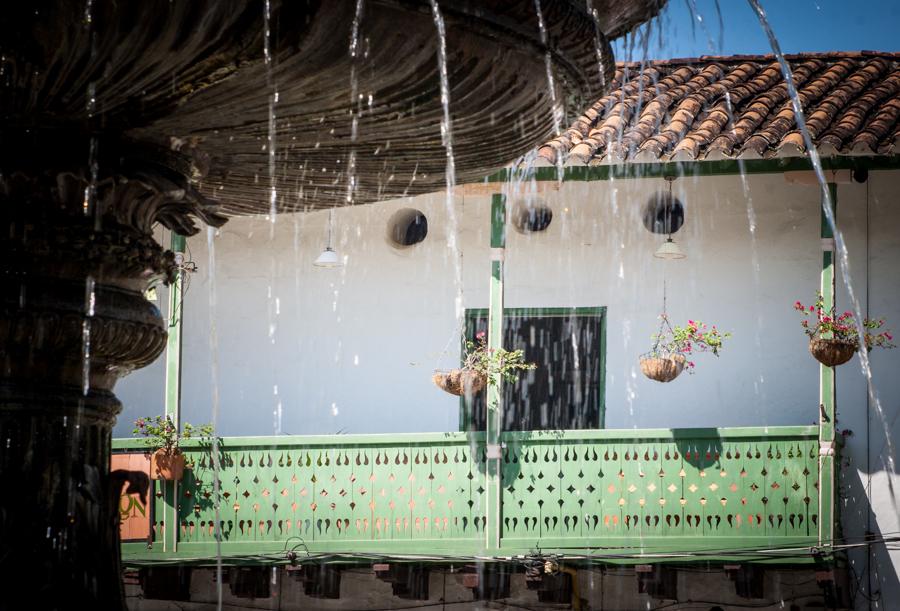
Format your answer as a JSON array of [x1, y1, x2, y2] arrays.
[[0, 135, 225, 609]]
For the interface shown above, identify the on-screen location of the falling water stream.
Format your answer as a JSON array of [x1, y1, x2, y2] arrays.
[[81, 277, 96, 398], [721, 85, 770, 421], [748, 0, 898, 492], [533, 0, 566, 186], [67, 0, 99, 563], [207, 226, 224, 610], [264, 0, 278, 230], [347, 0, 365, 208], [263, 0, 282, 437], [585, 0, 608, 91], [428, 0, 464, 326]]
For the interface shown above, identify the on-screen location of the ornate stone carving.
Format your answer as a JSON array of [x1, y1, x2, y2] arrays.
[[0, 134, 226, 609]]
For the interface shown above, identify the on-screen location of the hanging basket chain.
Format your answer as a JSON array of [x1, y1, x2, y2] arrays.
[[644, 278, 683, 359]]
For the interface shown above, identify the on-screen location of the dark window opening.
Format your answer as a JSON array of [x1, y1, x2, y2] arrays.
[[463, 308, 605, 432]]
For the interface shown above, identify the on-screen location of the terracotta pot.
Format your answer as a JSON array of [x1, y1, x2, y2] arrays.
[[639, 355, 686, 383], [809, 338, 856, 367], [150, 448, 186, 481], [432, 369, 487, 396]]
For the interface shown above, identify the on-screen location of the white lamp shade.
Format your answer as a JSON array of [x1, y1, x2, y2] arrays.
[[313, 247, 342, 267], [654, 237, 686, 259]]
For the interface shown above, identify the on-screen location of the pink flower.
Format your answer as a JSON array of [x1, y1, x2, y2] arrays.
[[475, 331, 486, 341], [810, 306, 815, 312], [887, 333, 894, 341]]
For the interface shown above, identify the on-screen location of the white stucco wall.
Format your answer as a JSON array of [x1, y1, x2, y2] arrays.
[[116, 170, 895, 435], [114, 168, 900, 607]]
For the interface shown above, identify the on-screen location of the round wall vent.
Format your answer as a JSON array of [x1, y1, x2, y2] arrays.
[[642, 191, 684, 235], [511, 199, 553, 234], [387, 208, 428, 247]]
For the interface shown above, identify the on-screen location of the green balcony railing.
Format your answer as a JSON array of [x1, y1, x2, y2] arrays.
[[114, 425, 824, 566]]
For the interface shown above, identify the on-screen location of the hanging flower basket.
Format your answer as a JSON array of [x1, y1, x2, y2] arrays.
[[639, 312, 730, 383], [639, 354, 686, 383], [795, 294, 894, 367], [150, 448, 186, 481], [432, 369, 486, 396], [808, 338, 856, 367], [133, 415, 215, 481], [432, 330, 535, 396]]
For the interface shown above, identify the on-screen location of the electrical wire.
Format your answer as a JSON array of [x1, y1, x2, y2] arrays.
[[849, 559, 881, 604], [649, 596, 822, 611]]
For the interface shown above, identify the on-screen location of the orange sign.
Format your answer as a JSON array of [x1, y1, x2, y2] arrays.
[[111, 453, 152, 541]]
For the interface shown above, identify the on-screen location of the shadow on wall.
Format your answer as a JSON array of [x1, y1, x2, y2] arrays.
[[672, 428, 723, 471], [839, 446, 900, 606]]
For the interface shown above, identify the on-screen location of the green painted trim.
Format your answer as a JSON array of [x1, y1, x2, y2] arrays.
[[467, 306, 607, 318], [162, 231, 186, 553], [171, 233, 186, 254], [458, 328, 470, 430], [164, 231, 185, 421], [500, 424, 819, 442], [112, 424, 819, 451], [599, 309, 607, 428], [499, 535, 821, 551], [486, 260, 505, 441], [486, 193, 505, 553], [112, 431, 485, 451], [820, 183, 837, 239], [123, 536, 821, 555], [818, 183, 837, 550], [490, 193, 506, 248], [483, 155, 900, 183]]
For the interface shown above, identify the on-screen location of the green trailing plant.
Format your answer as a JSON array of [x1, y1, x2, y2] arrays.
[[133, 415, 214, 454], [463, 331, 536, 384], [794, 292, 895, 350], [647, 316, 731, 372]]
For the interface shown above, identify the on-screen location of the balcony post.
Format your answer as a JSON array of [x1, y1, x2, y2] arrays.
[[818, 182, 837, 549], [162, 232, 186, 553], [485, 192, 506, 552]]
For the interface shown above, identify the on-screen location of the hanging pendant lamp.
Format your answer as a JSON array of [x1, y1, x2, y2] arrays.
[[654, 236, 686, 259], [314, 208, 342, 268], [653, 175, 686, 259]]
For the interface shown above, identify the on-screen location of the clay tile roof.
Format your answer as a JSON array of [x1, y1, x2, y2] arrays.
[[538, 52, 900, 164]]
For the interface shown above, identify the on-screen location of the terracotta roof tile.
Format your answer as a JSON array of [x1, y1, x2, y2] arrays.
[[539, 52, 900, 163]]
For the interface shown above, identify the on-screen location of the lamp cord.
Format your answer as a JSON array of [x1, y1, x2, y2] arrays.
[[327, 208, 335, 248]]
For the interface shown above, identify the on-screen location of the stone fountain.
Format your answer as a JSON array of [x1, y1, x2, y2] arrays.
[[0, 1, 663, 607]]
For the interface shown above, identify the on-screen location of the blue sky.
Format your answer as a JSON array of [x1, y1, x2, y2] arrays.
[[612, 0, 900, 60]]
